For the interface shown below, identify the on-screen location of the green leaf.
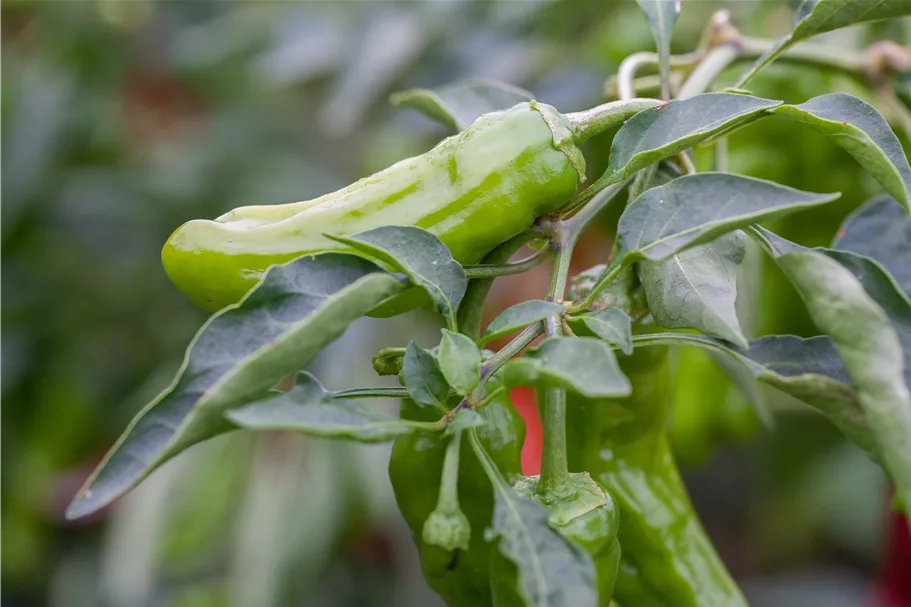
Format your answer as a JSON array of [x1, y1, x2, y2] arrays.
[[445, 409, 486, 436], [499, 337, 631, 399], [566, 307, 633, 355], [467, 431, 598, 607], [617, 173, 839, 262], [227, 372, 422, 441], [482, 300, 565, 344], [327, 226, 467, 329], [604, 94, 781, 183], [772, 94, 911, 212], [639, 231, 749, 348], [754, 226, 911, 389], [637, 332, 879, 462], [635, 0, 681, 98], [390, 78, 534, 132], [66, 253, 406, 520], [402, 342, 451, 410], [737, 0, 911, 86], [777, 250, 911, 516], [833, 195, 911, 295], [438, 330, 482, 394]]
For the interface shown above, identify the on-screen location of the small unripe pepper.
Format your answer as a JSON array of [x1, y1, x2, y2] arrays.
[[489, 472, 622, 607], [163, 102, 586, 312], [388, 378, 525, 607]]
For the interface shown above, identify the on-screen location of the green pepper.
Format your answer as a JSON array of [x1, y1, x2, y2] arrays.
[[489, 472, 622, 607], [388, 377, 525, 607], [162, 101, 586, 312], [566, 342, 747, 607]]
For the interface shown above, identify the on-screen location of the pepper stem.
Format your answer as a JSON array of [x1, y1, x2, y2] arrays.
[[566, 98, 662, 143], [437, 431, 463, 513], [538, 225, 574, 497]]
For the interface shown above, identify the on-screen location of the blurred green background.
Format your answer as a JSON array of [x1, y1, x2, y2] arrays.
[[2, 1, 909, 606]]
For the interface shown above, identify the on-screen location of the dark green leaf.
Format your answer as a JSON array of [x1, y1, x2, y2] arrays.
[[468, 431, 598, 607], [605, 94, 780, 183], [772, 94, 911, 211], [438, 330, 482, 394], [639, 231, 749, 348], [227, 372, 420, 441], [445, 409, 486, 436], [833, 195, 911, 295], [66, 254, 406, 519], [482, 300, 565, 344], [777, 250, 911, 515], [617, 173, 838, 262], [327, 226, 467, 328], [635, 0, 681, 98], [499, 337, 631, 399], [390, 78, 534, 132], [566, 307, 633, 355], [403, 342, 451, 410], [737, 0, 911, 86]]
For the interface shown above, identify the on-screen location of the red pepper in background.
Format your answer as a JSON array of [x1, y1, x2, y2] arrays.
[[509, 387, 542, 476], [874, 507, 911, 607]]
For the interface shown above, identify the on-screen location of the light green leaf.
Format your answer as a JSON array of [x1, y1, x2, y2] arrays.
[[227, 372, 422, 441], [403, 342, 451, 410], [778, 250, 911, 515], [737, 0, 911, 87], [635, 0, 681, 98], [834, 195, 911, 295], [482, 300, 565, 344], [66, 253, 406, 519], [468, 431, 598, 607], [617, 173, 839, 262], [438, 330, 482, 395], [773, 94, 911, 212], [639, 231, 749, 348], [566, 307, 633, 355], [604, 94, 781, 183], [390, 78, 534, 132], [327, 225, 467, 328], [499, 337, 631, 399]]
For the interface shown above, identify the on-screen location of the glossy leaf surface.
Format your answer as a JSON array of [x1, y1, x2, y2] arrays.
[[438, 329, 482, 394], [566, 307, 634, 355], [402, 341, 451, 410]]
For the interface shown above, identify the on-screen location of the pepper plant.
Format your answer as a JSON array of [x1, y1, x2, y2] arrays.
[[66, 1, 911, 606]]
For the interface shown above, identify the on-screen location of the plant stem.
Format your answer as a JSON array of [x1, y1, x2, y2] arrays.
[[476, 384, 507, 409], [616, 51, 701, 100], [437, 431, 463, 511], [677, 43, 741, 99], [463, 250, 547, 278], [562, 178, 631, 230], [479, 322, 544, 379], [566, 98, 662, 142], [334, 387, 412, 399], [538, 386, 570, 497]]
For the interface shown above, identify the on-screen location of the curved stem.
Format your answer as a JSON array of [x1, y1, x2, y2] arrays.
[[616, 51, 702, 100], [566, 98, 662, 142], [463, 250, 547, 278], [333, 387, 411, 399], [562, 178, 632, 232], [677, 43, 741, 99], [479, 322, 544, 379]]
